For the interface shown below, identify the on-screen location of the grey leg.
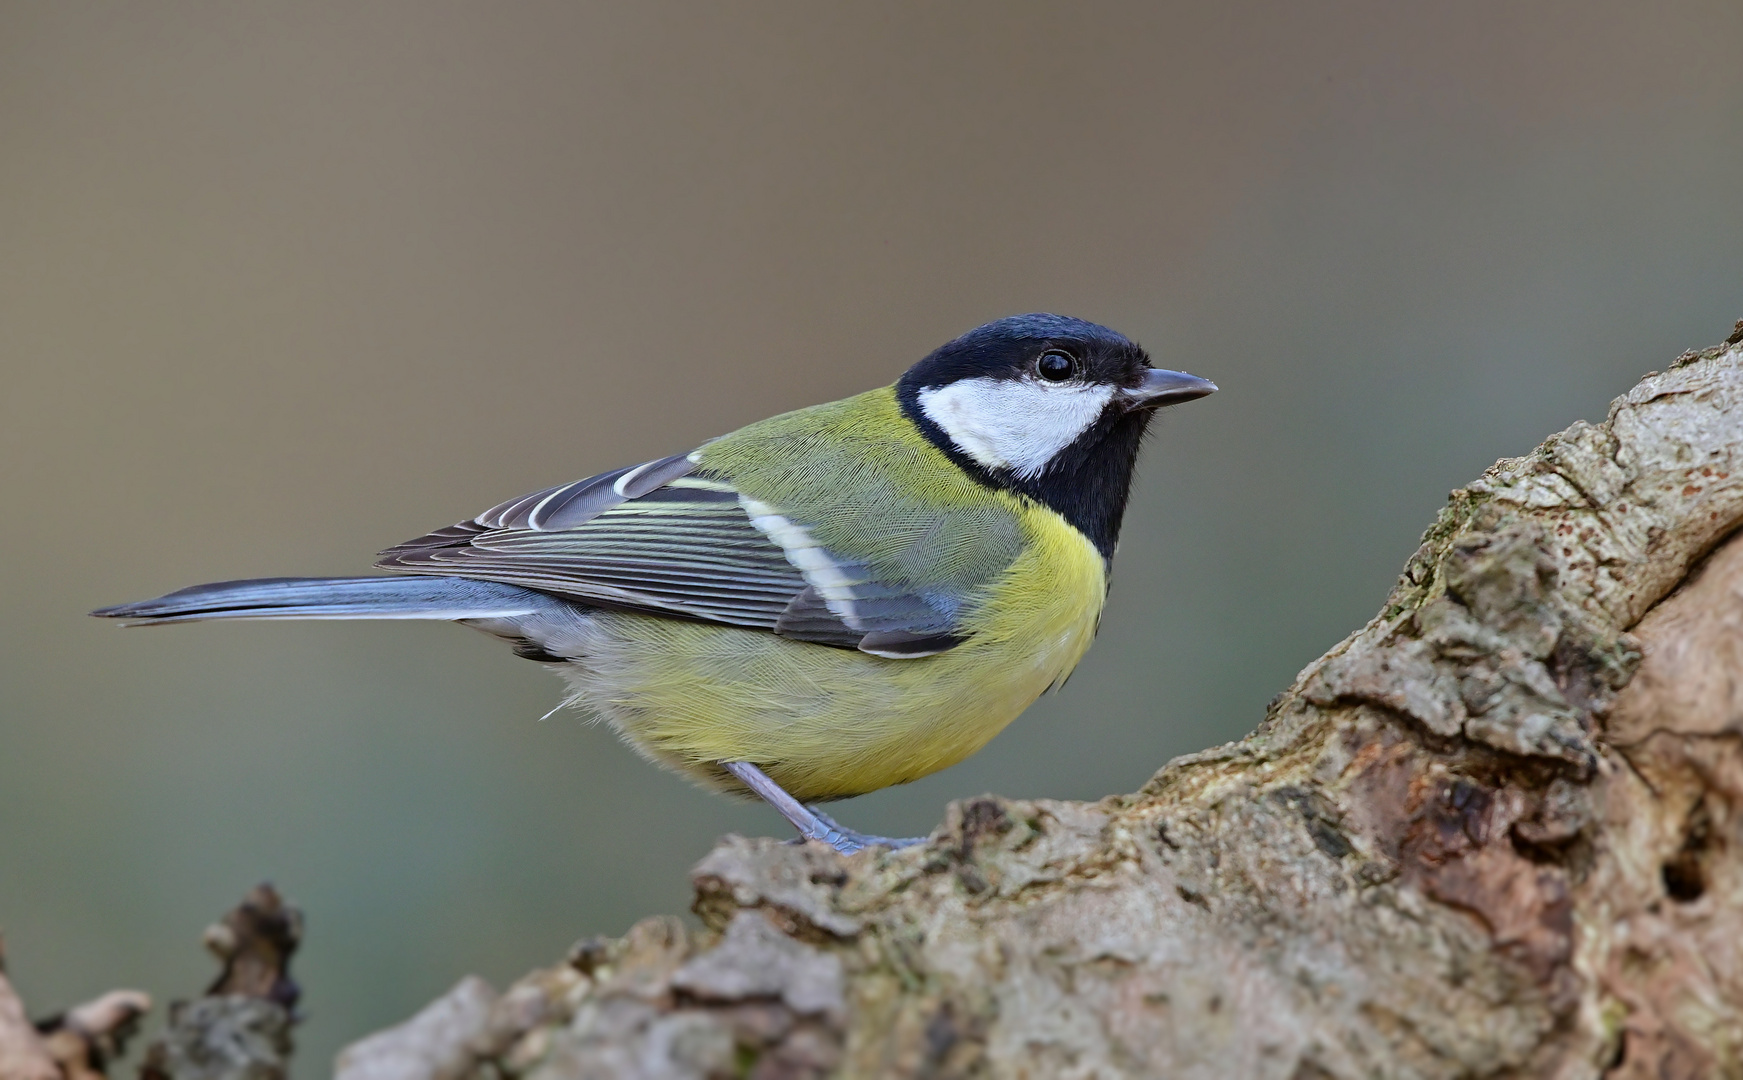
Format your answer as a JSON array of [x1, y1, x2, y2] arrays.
[[721, 761, 926, 854]]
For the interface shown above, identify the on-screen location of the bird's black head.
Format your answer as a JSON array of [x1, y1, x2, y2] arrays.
[[896, 314, 1215, 558]]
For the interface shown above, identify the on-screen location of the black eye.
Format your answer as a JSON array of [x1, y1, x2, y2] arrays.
[[1036, 350, 1076, 382]]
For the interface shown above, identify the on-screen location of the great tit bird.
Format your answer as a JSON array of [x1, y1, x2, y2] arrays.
[[94, 314, 1215, 852]]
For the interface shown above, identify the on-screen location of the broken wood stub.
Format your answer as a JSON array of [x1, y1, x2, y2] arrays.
[[141, 884, 303, 1080]]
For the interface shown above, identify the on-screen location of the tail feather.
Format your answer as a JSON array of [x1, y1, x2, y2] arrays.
[[92, 576, 546, 626]]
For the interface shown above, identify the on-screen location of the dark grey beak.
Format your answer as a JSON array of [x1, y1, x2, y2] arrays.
[[1120, 368, 1218, 410]]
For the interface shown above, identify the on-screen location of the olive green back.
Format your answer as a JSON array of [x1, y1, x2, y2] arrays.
[[695, 386, 1024, 599]]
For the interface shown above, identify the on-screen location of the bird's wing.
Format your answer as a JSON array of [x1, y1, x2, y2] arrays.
[[376, 453, 966, 657]]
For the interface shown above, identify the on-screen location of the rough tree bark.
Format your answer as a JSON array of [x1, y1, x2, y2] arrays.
[[317, 324, 1743, 1080], [9, 330, 1743, 1080], [0, 887, 300, 1080]]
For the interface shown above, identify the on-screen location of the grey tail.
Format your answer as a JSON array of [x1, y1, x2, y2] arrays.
[[91, 576, 547, 626]]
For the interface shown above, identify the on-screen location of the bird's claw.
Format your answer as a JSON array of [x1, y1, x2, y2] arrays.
[[722, 760, 925, 854], [801, 805, 926, 854]]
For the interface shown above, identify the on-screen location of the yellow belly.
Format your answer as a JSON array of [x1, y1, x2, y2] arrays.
[[557, 504, 1107, 801]]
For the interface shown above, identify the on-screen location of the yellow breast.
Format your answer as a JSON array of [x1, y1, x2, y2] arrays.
[[559, 498, 1108, 801]]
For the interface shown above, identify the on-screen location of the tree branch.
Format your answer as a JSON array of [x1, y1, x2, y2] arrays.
[[356, 330, 1738, 1080]]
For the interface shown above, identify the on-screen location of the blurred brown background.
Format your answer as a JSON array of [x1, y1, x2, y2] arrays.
[[2, 1, 1740, 1071]]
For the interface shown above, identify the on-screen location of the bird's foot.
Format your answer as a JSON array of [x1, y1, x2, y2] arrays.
[[802, 805, 926, 854], [721, 761, 927, 854]]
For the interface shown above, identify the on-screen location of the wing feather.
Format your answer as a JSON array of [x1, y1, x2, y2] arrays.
[[378, 453, 966, 652]]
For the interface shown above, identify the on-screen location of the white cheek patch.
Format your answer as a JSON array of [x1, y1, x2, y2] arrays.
[[917, 377, 1116, 479]]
